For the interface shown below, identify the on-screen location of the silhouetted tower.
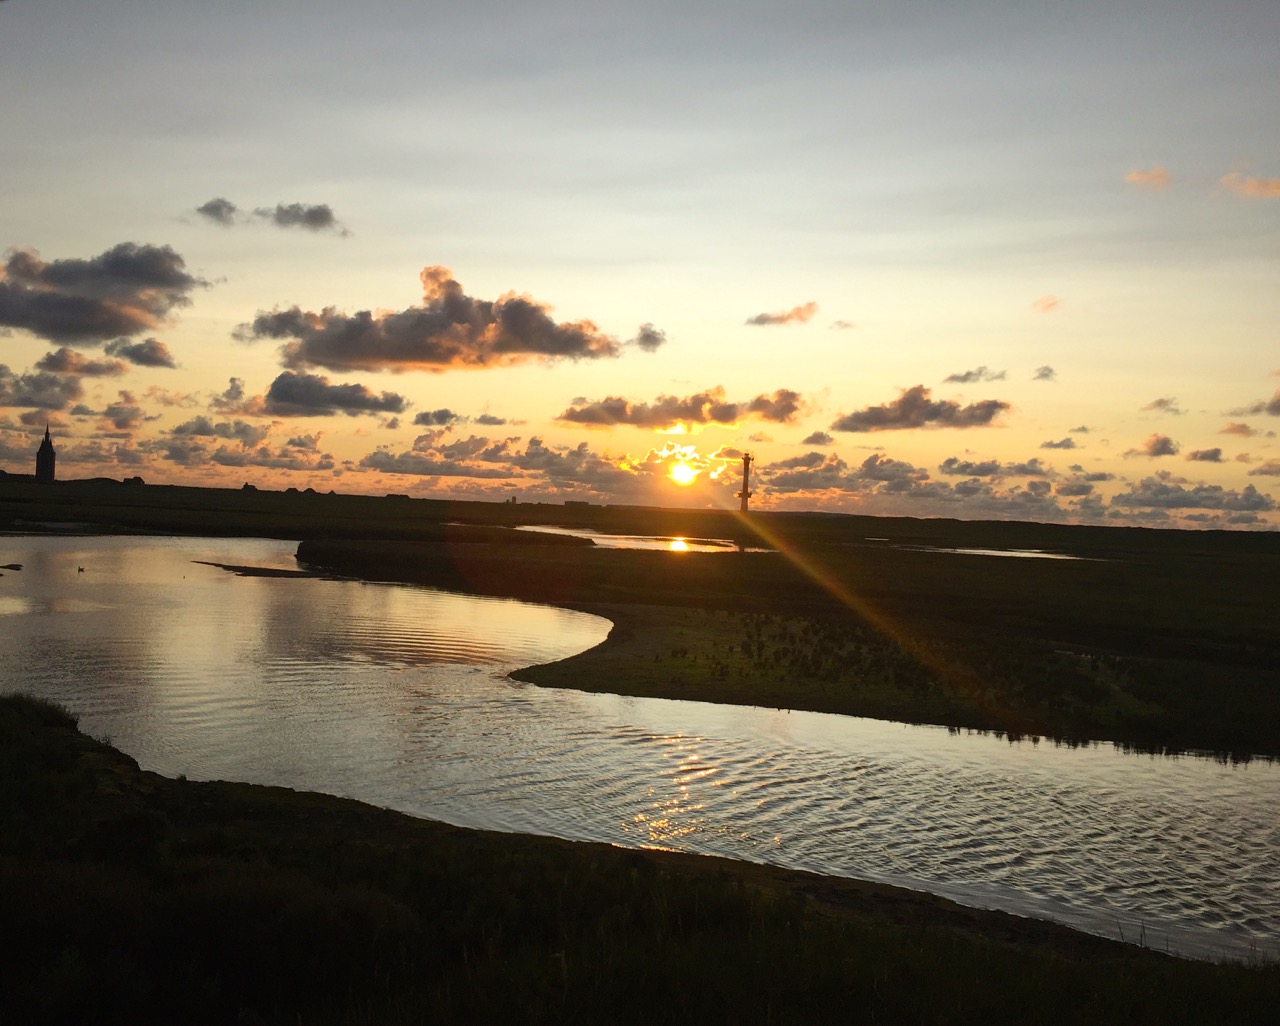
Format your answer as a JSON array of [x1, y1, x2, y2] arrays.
[[736, 453, 753, 513], [35, 425, 56, 484]]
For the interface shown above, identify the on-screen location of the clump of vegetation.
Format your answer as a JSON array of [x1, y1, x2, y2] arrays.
[[3, 694, 1277, 1024]]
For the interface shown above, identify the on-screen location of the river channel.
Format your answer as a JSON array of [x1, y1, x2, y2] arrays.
[[1, 535, 1276, 963]]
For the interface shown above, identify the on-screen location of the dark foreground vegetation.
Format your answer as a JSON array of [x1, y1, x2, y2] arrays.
[[3, 695, 1277, 1026]]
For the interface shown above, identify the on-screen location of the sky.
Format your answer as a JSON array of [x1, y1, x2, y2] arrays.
[[2, 0, 1279, 529]]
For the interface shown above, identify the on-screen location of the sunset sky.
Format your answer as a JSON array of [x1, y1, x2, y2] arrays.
[[3, 1, 1278, 529]]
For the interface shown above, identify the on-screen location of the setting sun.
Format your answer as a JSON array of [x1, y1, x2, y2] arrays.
[[669, 463, 698, 486]]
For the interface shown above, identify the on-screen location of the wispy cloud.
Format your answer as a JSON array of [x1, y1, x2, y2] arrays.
[[1219, 172, 1280, 199], [1125, 167, 1172, 191], [746, 302, 817, 326]]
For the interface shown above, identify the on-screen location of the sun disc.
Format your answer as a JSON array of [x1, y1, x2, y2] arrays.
[[670, 463, 698, 485]]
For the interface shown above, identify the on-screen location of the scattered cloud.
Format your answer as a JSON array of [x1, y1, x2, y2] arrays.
[[558, 387, 802, 430], [1232, 389, 1280, 417], [938, 456, 1052, 477], [629, 323, 666, 352], [254, 202, 346, 234], [1030, 296, 1059, 314], [1142, 397, 1183, 415], [1247, 460, 1280, 477], [829, 320, 856, 331], [1125, 433, 1180, 458], [262, 371, 408, 417], [195, 197, 238, 226], [412, 408, 461, 427], [35, 347, 127, 377], [746, 302, 817, 326], [170, 416, 272, 447], [1219, 172, 1280, 199], [1220, 421, 1256, 437], [1033, 365, 1056, 381], [1112, 472, 1275, 512], [1186, 448, 1224, 463], [104, 337, 178, 368], [238, 266, 650, 374], [944, 366, 1005, 384], [1125, 167, 1172, 191], [475, 413, 508, 426], [801, 431, 833, 446], [0, 243, 207, 345], [0, 366, 84, 410], [829, 385, 1009, 432]]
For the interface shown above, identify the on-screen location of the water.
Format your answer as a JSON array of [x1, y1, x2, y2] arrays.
[[1, 534, 1276, 963]]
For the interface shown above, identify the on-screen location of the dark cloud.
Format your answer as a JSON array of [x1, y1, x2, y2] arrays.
[[1040, 438, 1076, 450], [938, 457, 1052, 478], [1125, 433, 1180, 458], [196, 198, 238, 226], [1142, 397, 1183, 415], [830, 385, 1009, 432], [1033, 366, 1056, 381], [629, 323, 666, 352], [35, 347, 127, 377], [1055, 481, 1095, 497], [104, 337, 177, 368], [254, 202, 346, 234], [1111, 473, 1275, 512], [801, 431, 833, 446], [1233, 389, 1280, 417], [101, 392, 147, 431], [412, 408, 461, 427], [1186, 448, 1224, 463], [475, 413, 508, 426], [263, 371, 408, 417], [238, 266, 648, 374], [0, 365, 84, 409], [1247, 459, 1280, 477], [943, 366, 1005, 384], [171, 416, 272, 447], [558, 387, 802, 429], [746, 302, 817, 326], [1070, 425, 1090, 433], [0, 243, 207, 344]]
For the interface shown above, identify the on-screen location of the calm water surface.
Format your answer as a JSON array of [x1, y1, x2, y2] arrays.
[[1, 535, 1276, 962]]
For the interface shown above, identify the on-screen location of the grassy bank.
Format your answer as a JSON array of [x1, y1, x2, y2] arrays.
[[297, 535, 1280, 757], [2, 694, 1276, 1025]]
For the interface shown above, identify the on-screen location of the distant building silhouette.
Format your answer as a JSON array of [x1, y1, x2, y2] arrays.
[[35, 426, 56, 484]]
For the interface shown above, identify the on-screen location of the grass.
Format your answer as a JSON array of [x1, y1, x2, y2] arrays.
[[2, 694, 1277, 1025]]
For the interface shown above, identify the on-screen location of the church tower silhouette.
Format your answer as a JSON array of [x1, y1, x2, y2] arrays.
[[35, 426, 56, 484]]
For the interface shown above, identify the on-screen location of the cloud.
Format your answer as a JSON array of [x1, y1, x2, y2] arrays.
[[938, 456, 1052, 478], [170, 416, 272, 447], [943, 366, 1005, 384], [558, 386, 802, 430], [1220, 421, 1256, 437], [1142, 396, 1183, 415], [34, 347, 127, 377], [104, 337, 177, 368], [829, 320, 856, 331], [412, 408, 461, 427], [1111, 473, 1275, 512], [238, 266, 648, 373], [1033, 365, 1056, 381], [629, 323, 666, 352], [1070, 425, 1089, 433], [1186, 448, 1224, 463], [746, 302, 817, 326], [0, 365, 84, 409], [1125, 433, 1180, 458], [253, 202, 347, 233], [1232, 389, 1280, 417], [475, 413, 508, 426], [1040, 438, 1076, 449], [263, 371, 409, 417], [830, 385, 1009, 432], [801, 431, 833, 446], [101, 391, 147, 431], [1031, 296, 1059, 314], [196, 198, 238, 226], [1247, 460, 1280, 477], [1220, 172, 1280, 199], [1055, 481, 1095, 497], [1125, 167, 1172, 191], [0, 243, 207, 345]]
